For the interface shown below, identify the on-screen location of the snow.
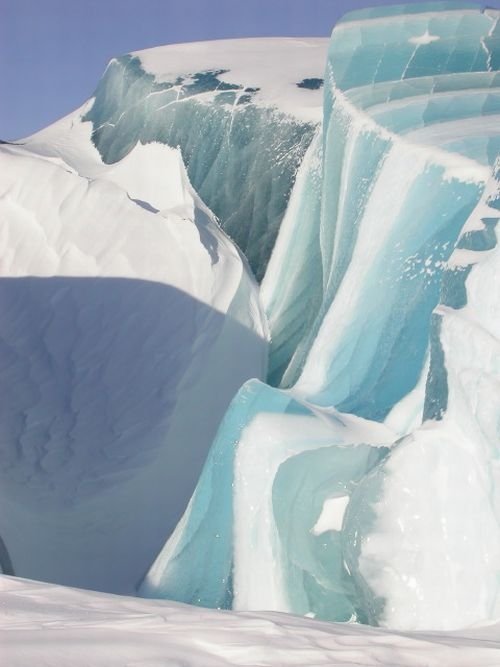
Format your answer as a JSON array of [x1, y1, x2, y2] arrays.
[[408, 30, 440, 45], [0, 117, 267, 592], [3, 574, 500, 667], [311, 495, 350, 534], [2, 0, 500, 656], [133, 38, 328, 123]]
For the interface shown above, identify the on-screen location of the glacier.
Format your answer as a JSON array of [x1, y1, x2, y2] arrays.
[[1, 0, 500, 647]]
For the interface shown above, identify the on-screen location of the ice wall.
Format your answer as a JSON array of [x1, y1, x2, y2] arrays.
[[143, 3, 500, 631], [265, 3, 499, 394]]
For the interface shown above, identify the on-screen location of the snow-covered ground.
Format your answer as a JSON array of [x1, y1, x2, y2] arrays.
[[2, 574, 500, 667]]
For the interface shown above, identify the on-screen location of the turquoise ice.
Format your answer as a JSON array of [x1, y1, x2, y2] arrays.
[[141, 2, 500, 631]]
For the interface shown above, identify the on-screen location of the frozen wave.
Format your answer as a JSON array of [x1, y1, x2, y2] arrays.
[[142, 2, 500, 632]]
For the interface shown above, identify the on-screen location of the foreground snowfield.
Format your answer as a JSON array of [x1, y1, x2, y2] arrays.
[[3, 574, 500, 667]]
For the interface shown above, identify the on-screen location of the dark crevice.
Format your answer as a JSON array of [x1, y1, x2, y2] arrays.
[[0, 534, 14, 575]]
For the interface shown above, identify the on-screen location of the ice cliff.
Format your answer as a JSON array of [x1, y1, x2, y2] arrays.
[[1, 1, 500, 635]]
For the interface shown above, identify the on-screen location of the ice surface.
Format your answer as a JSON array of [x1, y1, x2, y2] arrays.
[[344, 166, 500, 630], [141, 2, 500, 632], [140, 379, 392, 620]]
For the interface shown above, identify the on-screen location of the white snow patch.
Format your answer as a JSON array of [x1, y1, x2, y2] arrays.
[[0, 122, 267, 593], [312, 495, 350, 534]]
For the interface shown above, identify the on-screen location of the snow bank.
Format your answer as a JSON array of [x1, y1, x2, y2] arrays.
[[0, 130, 267, 593], [3, 574, 500, 667]]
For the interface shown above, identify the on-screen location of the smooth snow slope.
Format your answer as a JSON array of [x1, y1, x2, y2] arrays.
[[0, 130, 267, 591], [3, 575, 500, 667]]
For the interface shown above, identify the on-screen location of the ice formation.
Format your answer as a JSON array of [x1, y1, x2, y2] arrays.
[[140, 2, 500, 632], [0, 36, 325, 595], [2, 0, 500, 642]]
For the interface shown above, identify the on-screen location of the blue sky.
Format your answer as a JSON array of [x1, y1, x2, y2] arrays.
[[1, 0, 499, 139]]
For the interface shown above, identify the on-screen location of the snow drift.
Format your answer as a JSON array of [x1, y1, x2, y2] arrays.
[[140, 2, 500, 633], [0, 134, 267, 592], [3, 574, 500, 667]]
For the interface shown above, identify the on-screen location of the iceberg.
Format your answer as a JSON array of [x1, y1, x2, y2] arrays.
[[0, 137, 267, 592], [140, 1, 500, 632], [28, 38, 328, 281]]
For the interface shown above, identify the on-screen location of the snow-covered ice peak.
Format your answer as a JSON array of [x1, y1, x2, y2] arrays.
[[2, 0, 500, 648], [3, 574, 500, 667], [21, 38, 328, 282], [132, 37, 328, 122]]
